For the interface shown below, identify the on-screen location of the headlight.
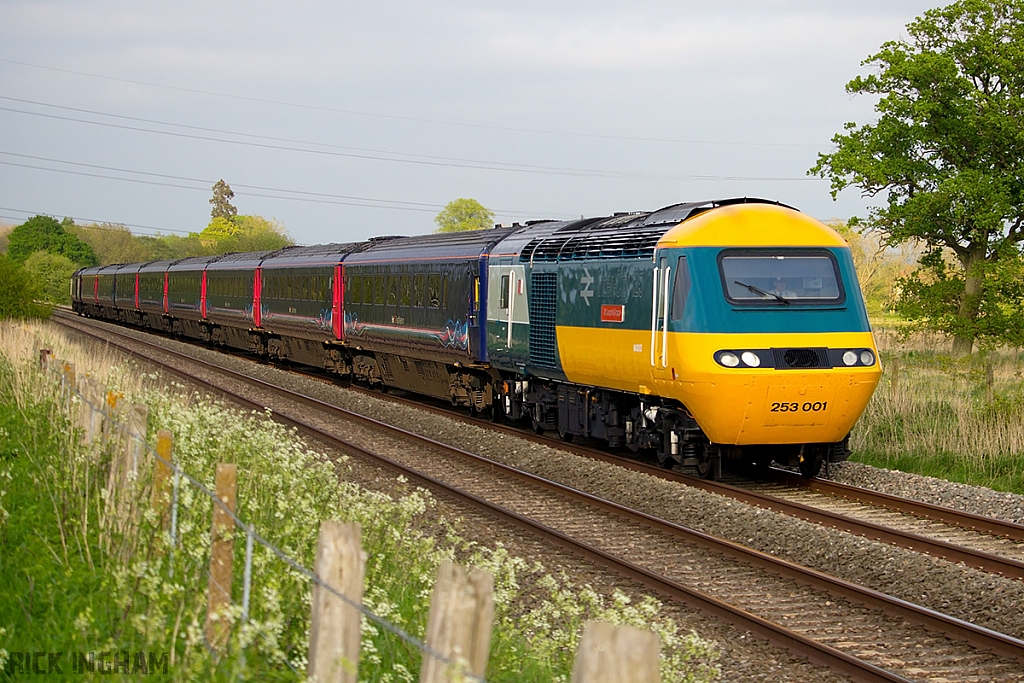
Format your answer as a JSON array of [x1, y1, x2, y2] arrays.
[[720, 352, 740, 367], [741, 351, 761, 367], [860, 349, 875, 366], [842, 350, 858, 366]]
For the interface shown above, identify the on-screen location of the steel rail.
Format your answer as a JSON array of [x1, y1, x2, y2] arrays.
[[53, 312, 1024, 680], [764, 467, 1024, 542], [294, 363, 1024, 580]]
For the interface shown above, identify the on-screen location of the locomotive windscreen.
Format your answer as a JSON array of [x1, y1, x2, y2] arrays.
[[719, 250, 845, 305]]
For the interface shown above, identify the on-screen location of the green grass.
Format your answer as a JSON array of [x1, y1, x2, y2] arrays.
[[0, 365, 167, 678], [0, 323, 720, 682], [850, 344, 1024, 495]]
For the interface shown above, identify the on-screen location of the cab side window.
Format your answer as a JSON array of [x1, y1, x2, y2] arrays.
[[670, 256, 691, 321]]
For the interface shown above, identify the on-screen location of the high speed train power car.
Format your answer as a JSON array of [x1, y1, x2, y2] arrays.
[[72, 198, 882, 478]]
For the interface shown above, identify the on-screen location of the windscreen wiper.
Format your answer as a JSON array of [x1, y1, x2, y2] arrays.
[[733, 280, 790, 305]]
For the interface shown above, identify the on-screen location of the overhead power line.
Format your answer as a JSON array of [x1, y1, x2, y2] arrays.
[[0, 57, 826, 149], [0, 96, 630, 178], [0, 101, 820, 182], [0, 205, 191, 235], [0, 151, 575, 218]]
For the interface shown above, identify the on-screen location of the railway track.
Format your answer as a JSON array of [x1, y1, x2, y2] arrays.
[[291, 362, 1024, 581], [51, 311, 1024, 681]]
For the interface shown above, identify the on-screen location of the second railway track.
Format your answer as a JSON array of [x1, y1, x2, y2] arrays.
[[52, 311, 1024, 682]]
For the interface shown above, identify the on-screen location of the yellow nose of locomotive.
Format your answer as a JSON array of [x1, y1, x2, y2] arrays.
[[665, 332, 881, 445]]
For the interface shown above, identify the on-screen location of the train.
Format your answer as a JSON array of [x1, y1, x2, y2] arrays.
[[71, 198, 882, 479]]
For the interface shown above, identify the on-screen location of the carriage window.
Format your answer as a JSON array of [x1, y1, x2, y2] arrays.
[[413, 274, 425, 307], [428, 275, 441, 309], [350, 275, 362, 304], [386, 275, 397, 305], [373, 275, 386, 305], [499, 275, 509, 309], [719, 250, 844, 305], [670, 256, 690, 321], [399, 275, 411, 306]]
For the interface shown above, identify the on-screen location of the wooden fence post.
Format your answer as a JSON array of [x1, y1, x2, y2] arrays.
[[76, 376, 93, 438], [39, 348, 51, 371], [101, 390, 122, 447], [571, 621, 660, 683], [308, 521, 366, 683], [419, 561, 494, 683], [124, 403, 149, 478], [890, 357, 900, 398], [205, 463, 238, 652], [62, 361, 76, 406], [151, 430, 174, 529], [106, 402, 149, 528], [84, 378, 107, 446]]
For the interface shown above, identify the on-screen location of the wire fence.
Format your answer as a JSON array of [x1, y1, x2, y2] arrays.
[[45, 350, 490, 682]]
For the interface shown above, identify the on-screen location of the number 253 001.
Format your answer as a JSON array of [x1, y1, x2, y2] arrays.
[[770, 401, 827, 413]]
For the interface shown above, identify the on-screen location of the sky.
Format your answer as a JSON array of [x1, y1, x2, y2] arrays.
[[0, 1, 939, 245]]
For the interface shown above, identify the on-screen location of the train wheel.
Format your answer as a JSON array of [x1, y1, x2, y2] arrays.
[[557, 428, 573, 443], [695, 447, 720, 480], [799, 452, 823, 478], [656, 448, 675, 469], [531, 418, 545, 435]]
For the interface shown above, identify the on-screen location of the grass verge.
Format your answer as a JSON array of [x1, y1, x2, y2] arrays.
[[0, 321, 721, 682]]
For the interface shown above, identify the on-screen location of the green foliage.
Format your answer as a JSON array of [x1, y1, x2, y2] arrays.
[[200, 216, 240, 241], [0, 329, 720, 682], [7, 216, 98, 266], [70, 223, 155, 265], [22, 251, 77, 305], [434, 198, 495, 233], [811, 0, 1024, 352], [0, 376, 125, 671], [830, 221, 922, 317], [894, 246, 1024, 345], [200, 215, 292, 254], [0, 224, 12, 253], [209, 179, 237, 220], [137, 234, 208, 261], [0, 255, 50, 320]]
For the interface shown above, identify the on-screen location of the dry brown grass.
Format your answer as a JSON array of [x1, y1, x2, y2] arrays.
[[853, 329, 1024, 493]]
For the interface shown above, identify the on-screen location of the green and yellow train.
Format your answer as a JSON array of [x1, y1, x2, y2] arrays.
[[73, 197, 880, 478], [485, 198, 881, 477]]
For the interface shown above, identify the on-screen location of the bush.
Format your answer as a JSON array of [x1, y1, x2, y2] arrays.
[[23, 251, 77, 305], [7, 215, 97, 266], [0, 255, 50, 320]]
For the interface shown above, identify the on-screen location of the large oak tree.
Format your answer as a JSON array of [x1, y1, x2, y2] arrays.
[[812, 0, 1024, 353]]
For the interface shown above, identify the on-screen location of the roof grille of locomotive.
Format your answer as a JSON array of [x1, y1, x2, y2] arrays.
[[520, 228, 666, 263], [773, 347, 830, 369]]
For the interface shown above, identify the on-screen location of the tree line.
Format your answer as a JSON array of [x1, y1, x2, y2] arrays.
[[0, 180, 292, 312]]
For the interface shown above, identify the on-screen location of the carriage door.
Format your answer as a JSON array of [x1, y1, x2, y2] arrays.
[[488, 261, 527, 365], [650, 253, 672, 376], [651, 252, 689, 386]]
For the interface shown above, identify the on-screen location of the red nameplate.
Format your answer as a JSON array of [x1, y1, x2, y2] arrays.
[[600, 304, 624, 323]]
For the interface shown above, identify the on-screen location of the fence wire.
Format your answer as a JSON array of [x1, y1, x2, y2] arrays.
[[53, 360, 487, 682]]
